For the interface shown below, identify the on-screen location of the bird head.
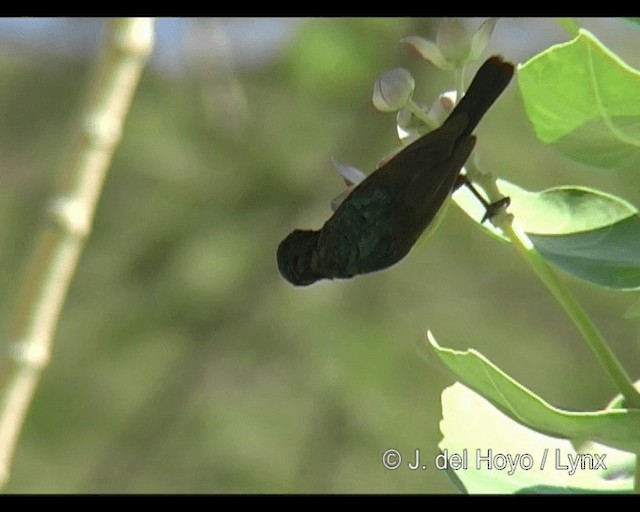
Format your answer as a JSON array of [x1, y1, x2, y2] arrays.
[[276, 229, 322, 286]]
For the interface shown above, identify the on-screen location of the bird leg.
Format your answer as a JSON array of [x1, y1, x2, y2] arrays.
[[453, 174, 510, 223]]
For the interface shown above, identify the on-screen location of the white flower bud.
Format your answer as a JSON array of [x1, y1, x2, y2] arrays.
[[436, 18, 471, 64], [470, 18, 498, 61], [395, 104, 429, 143], [372, 68, 415, 112], [401, 36, 451, 70], [427, 90, 457, 125]]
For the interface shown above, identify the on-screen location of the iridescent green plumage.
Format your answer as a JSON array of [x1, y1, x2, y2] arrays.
[[277, 56, 514, 286]]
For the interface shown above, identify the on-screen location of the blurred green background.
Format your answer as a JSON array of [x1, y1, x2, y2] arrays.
[[0, 17, 638, 493]]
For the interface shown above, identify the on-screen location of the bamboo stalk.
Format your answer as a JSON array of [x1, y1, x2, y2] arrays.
[[0, 18, 155, 490]]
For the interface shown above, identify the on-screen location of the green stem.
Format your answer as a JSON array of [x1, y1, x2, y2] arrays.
[[405, 63, 467, 134], [405, 100, 438, 130], [556, 18, 581, 38], [504, 219, 640, 409], [512, 225, 640, 491], [465, 159, 640, 410], [453, 66, 465, 100]]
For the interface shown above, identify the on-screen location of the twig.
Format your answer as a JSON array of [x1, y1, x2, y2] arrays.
[[0, 18, 155, 489]]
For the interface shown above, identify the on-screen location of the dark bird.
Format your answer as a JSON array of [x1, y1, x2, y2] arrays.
[[277, 56, 514, 286]]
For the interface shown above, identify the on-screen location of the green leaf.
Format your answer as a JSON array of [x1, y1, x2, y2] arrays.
[[424, 332, 640, 454], [625, 297, 640, 319], [496, 180, 638, 235], [518, 29, 640, 169], [528, 217, 640, 290], [440, 383, 635, 494], [499, 180, 640, 290], [455, 179, 640, 289], [624, 18, 640, 28]]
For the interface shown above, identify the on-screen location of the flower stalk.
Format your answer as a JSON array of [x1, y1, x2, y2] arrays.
[[0, 18, 155, 490]]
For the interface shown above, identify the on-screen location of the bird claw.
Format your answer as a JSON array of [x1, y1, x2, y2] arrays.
[[480, 196, 510, 223], [455, 174, 510, 223]]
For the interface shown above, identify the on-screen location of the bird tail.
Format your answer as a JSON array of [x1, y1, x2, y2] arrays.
[[448, 56, 514, 138]]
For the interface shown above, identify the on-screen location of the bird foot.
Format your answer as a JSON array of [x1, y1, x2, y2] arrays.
[[454, 174, 510, 223], [480, 196, 510, 223]]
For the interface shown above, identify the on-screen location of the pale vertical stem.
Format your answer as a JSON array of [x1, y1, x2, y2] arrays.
[[0, 18, 155, 489]]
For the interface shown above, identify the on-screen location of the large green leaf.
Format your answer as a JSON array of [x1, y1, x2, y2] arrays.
[[455, 179, 640, 289], [527, 218, 640, 290], [423, 331, 640, 454], [500, 180, 640, 289], [518, 29, 640, 169], [439, 383, 635, 494], [625, 297, 640, 319], [497, 180, 638, 235], [454, 179, 638, 236]]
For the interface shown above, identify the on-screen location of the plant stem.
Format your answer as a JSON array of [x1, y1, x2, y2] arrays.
[[556, 18, 581, 38], [0, 18, 155, 490], [466, 158, 640, 410], [453, 66, 465, 100], [405, 99, 438, 130], [504, 219, 640, 409]]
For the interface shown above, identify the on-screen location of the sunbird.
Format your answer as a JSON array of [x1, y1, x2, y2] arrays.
[[277, 56, 514, 286]]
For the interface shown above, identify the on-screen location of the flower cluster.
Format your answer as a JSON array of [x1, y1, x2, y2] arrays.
[[371, 18, 498, 143]]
